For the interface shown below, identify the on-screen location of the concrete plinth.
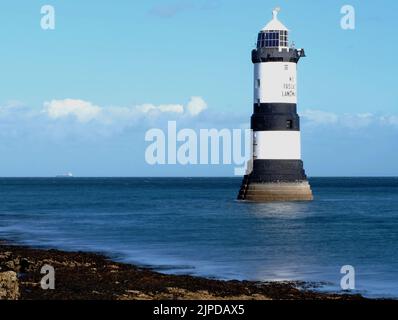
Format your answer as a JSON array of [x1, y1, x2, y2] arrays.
[[238, 177, 313, 202]]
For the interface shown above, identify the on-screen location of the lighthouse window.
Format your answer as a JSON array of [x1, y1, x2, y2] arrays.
[[286, 120, 293, 129], [279, 30, 288, 47], [257, 30, 287, 48], [262, 31, 281, 48]]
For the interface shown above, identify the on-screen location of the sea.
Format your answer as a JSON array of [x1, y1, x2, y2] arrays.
[[0, 177, 397, 298]]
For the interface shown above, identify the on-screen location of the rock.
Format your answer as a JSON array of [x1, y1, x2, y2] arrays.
[[0, 256, 33, 273], [5, 258, 20, 272], [0, 271, 20, 300], [0, 252, 12, 260], [20, 258, 31, 273]]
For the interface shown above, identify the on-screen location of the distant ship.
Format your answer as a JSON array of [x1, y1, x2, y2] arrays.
[[56, 173, 74, 178]]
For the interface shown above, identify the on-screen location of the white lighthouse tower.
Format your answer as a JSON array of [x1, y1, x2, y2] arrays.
[[238, 8, 313, 202]]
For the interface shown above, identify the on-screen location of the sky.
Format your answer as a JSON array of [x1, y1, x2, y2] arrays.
[[0, 0, 397, 177]]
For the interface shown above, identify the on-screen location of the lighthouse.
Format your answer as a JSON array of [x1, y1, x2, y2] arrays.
[[238, 8, 313, 202]]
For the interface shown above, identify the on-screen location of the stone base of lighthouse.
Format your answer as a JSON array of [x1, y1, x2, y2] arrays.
[[237, 160, 313, 202], [238, 180, 313, 202]]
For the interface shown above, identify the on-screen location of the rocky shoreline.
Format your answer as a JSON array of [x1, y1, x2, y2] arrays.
[[0, 241, 365, 300]]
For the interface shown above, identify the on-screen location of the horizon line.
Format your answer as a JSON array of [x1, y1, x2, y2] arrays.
[[0, 176, 398, 179]]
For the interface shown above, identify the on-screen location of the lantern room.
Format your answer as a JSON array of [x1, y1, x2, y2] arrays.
[[256, 8, 289, 49]]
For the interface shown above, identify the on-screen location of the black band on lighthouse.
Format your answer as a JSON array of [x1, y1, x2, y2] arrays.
[[249, 160, 308, 183], [251, 103, 300, 131], [252, 48, 305, 64], [251, 114, 300, 131], [253, 103, 297, 114]]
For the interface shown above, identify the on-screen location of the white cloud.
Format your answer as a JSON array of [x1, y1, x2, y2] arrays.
[[2, 100, 25, 109], [380, 115, 398, 126], [340, 112, 374, 129], [42, 96, 207, 125], [300, 109, 338, 125], [135, 103, 184, 114], [186, 96, 207, 116], [301, 109, 398, 129], [44, 99, 101, 123]]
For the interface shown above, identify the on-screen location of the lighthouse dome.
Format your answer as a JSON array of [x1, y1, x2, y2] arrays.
[[261, 8, 288, 32], [257, 8, 289, 49]]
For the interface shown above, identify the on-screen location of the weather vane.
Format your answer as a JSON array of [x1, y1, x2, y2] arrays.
[[272, 7, 281, 19]]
